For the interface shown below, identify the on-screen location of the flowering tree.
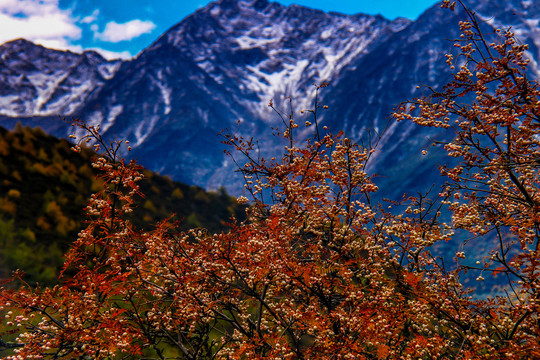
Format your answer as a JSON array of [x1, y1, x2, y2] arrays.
[[0, 2, 538, 359], [393, 0, 539, 355]]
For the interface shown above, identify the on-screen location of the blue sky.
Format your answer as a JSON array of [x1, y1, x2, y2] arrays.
[[0, 0, 440, 60]]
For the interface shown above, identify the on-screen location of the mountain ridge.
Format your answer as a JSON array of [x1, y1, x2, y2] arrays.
[[0, 38, 121, 117]]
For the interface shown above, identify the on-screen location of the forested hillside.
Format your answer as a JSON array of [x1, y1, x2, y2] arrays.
[[0, 124, 245, 285]]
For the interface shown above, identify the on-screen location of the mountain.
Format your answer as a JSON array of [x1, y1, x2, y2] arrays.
[[0, 39, 121, 117], [0, 0, 539, 198]]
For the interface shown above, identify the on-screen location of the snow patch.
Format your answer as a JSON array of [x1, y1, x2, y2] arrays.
[[244, 59, 310, 119], [134, 115, 159, 146], [210, 6, 221, 16], [26, 71, 69, 113], [47, 80, 95, 115], [228, 16, 389, 121], [320, 29, 333, 40], [0, 95, 22, 116], [98, 62, 121, 80], [197, 59, 215, 73], [104, 105, 123, 132], [236, 35, 276, 50], [197, 108, 209, 125], [155, 70, 172, 115], [0, 67, 106, 116], [158, 84, 172, 115]]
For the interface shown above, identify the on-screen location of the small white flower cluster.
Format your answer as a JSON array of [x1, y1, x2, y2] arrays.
[[236, 196, 249, 204]]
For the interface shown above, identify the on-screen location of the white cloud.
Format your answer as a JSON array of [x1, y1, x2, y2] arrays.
[[89, 47, 132, 60], [0, 0, 81, 46], [80, 8, 99, 24], [0, 0, 135, 60], [96, 19, 156, 43]]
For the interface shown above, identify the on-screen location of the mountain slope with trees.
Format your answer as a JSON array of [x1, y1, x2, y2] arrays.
[[0, 124, 245, 286]]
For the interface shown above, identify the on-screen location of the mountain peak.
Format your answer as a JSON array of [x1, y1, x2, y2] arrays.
[[218, 0, 270, 7], [0, 38, 110, 64], [1, 38, 35, 47], [0, 38, 47, 55]]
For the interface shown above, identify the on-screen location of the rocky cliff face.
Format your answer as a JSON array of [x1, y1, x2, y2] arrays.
[[0, 0, 538, 196]]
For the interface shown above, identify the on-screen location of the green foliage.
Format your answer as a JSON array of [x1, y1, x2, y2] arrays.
[[0, 125, 246, 286]]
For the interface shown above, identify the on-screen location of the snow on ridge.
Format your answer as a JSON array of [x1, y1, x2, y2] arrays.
[[26, 71, 70, 113], [317, 27, 381, 81], [230, 16, 388, 120], [155, 70, 172, 115], [0, 95, 23, 117], [0, 69, 93, 117], [44, 78, 97, 116], [159, 0, 391, 124], [0, 60, 119, 118], [98, 62, 122, 80], [236, 35, 276, 50], [210, 6, 221, 16], [134, 115, 160, 146], [104, 105, 123, 132], [244, 59, 310, 120], [320, 29, 333, 40]]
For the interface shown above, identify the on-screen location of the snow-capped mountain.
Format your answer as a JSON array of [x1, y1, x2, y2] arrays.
[[0, 39, 121, 117], [0, 0, 539, 196], [154, 0, 405, 120]]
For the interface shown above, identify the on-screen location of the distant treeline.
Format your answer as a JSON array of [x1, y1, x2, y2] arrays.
[[0, 124, 245, 286]]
